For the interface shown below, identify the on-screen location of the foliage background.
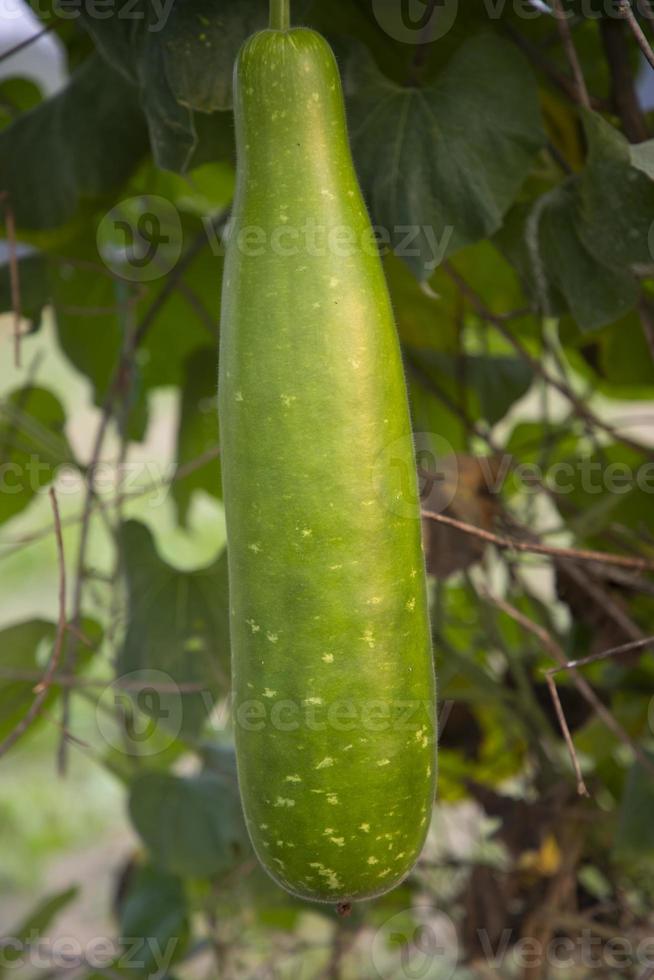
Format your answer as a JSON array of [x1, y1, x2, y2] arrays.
[[1, 0, 654, 977]]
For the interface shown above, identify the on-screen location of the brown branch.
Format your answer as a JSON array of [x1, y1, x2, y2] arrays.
[[547, 635, 654, 674], [544, 672, 589, 795], [503, 23, 607, 110], [483, 591, 654, 786], [551, 0, 592, 110], [619, 0, 654, 70], [0, 23, 56, 64], [0, 489, 67, 760], [600, 13, 650, 143], [421, 508, 654, 573], [0, 670, 207, 692]]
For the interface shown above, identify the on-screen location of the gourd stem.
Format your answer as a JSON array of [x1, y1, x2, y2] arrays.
[[270, 0, 290, 30]]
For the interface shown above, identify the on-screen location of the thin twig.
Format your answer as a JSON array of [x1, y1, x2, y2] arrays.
[[547, 636, 654, 674], [550, 0, 592, 109], [444, 264, 654, 460], [619, 0, 654, 70], [544, 672, 589, 795], [421, 509, 654, 573], [638, 298, 654, 364], [0, 24, 56, 64], [600, 14, 650, 142], [0, 489, 67, 760], [483, 591, 654, 787]]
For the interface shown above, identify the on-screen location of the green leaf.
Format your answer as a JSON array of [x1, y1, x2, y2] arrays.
[[0, 618, 101, 745], [0, 55, 148, 230], [346, 34, 545, 279], [408, 349, 533, 427], [161, 0, 268, 113], [0, 77, 43, 128], [128, 770, 250, 877], [51, 217, 222, 438], [616, 755, 654, 860], [118, 521, 230, 739], [173, 348, 221, 526], [630, 139, 654, 180], [0, 886, 79, 975], [576, 111, 654, 269], [0, 250, 48, 328], [118, 864, 189, 976], [0, 386, 75, 526], [534, 184, 638, 332]]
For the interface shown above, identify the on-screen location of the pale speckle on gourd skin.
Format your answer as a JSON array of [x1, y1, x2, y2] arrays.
[[263, 689, 277, 699], [315, 757, 334, 770], [406, 597, 416, 612], [326, 794, 339, 805], [343, 744, 353, 751], [247, 620, 260, 634], [303, 697, 322, 706], [378, 868, 391, 878], [359, 823, 370, 833], [395, 851, 406, 861], [301, 527, 312, 538], [362, 629, 375, 648], [274, 797, 296, 808], [329, 277, 339, 288], [248, 542, 262, 554], [330, 836, 345, 847], [235, 391, 244, 403], [266, 632, 279, 644], [377, 759, 391, 767], [260, 824, 269, 830], [280, 394, 297, 407], [285, 774, 302, 783], [367, 856, 379, 865]]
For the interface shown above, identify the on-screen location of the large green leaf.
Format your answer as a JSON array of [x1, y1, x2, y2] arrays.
[[408, 349, 533, 427], [128, 770, 250, 877], [173, 348, 221, 526], [577, 111, 654, 270], [0, 618, 101, 744], [0, 250, 48, 329], [616, 755, 654, 861], [0, 55, 148, 231], [0, 386, 76, 526], [118, 864, 189, 976], [117, 521, 230, 739], [345, 34, 545, 279]]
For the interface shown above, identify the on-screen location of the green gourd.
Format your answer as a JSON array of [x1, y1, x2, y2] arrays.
[[218, 2, 436, 904]]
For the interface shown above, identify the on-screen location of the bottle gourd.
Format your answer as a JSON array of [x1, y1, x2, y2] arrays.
[[219, 5, 436, 903]]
